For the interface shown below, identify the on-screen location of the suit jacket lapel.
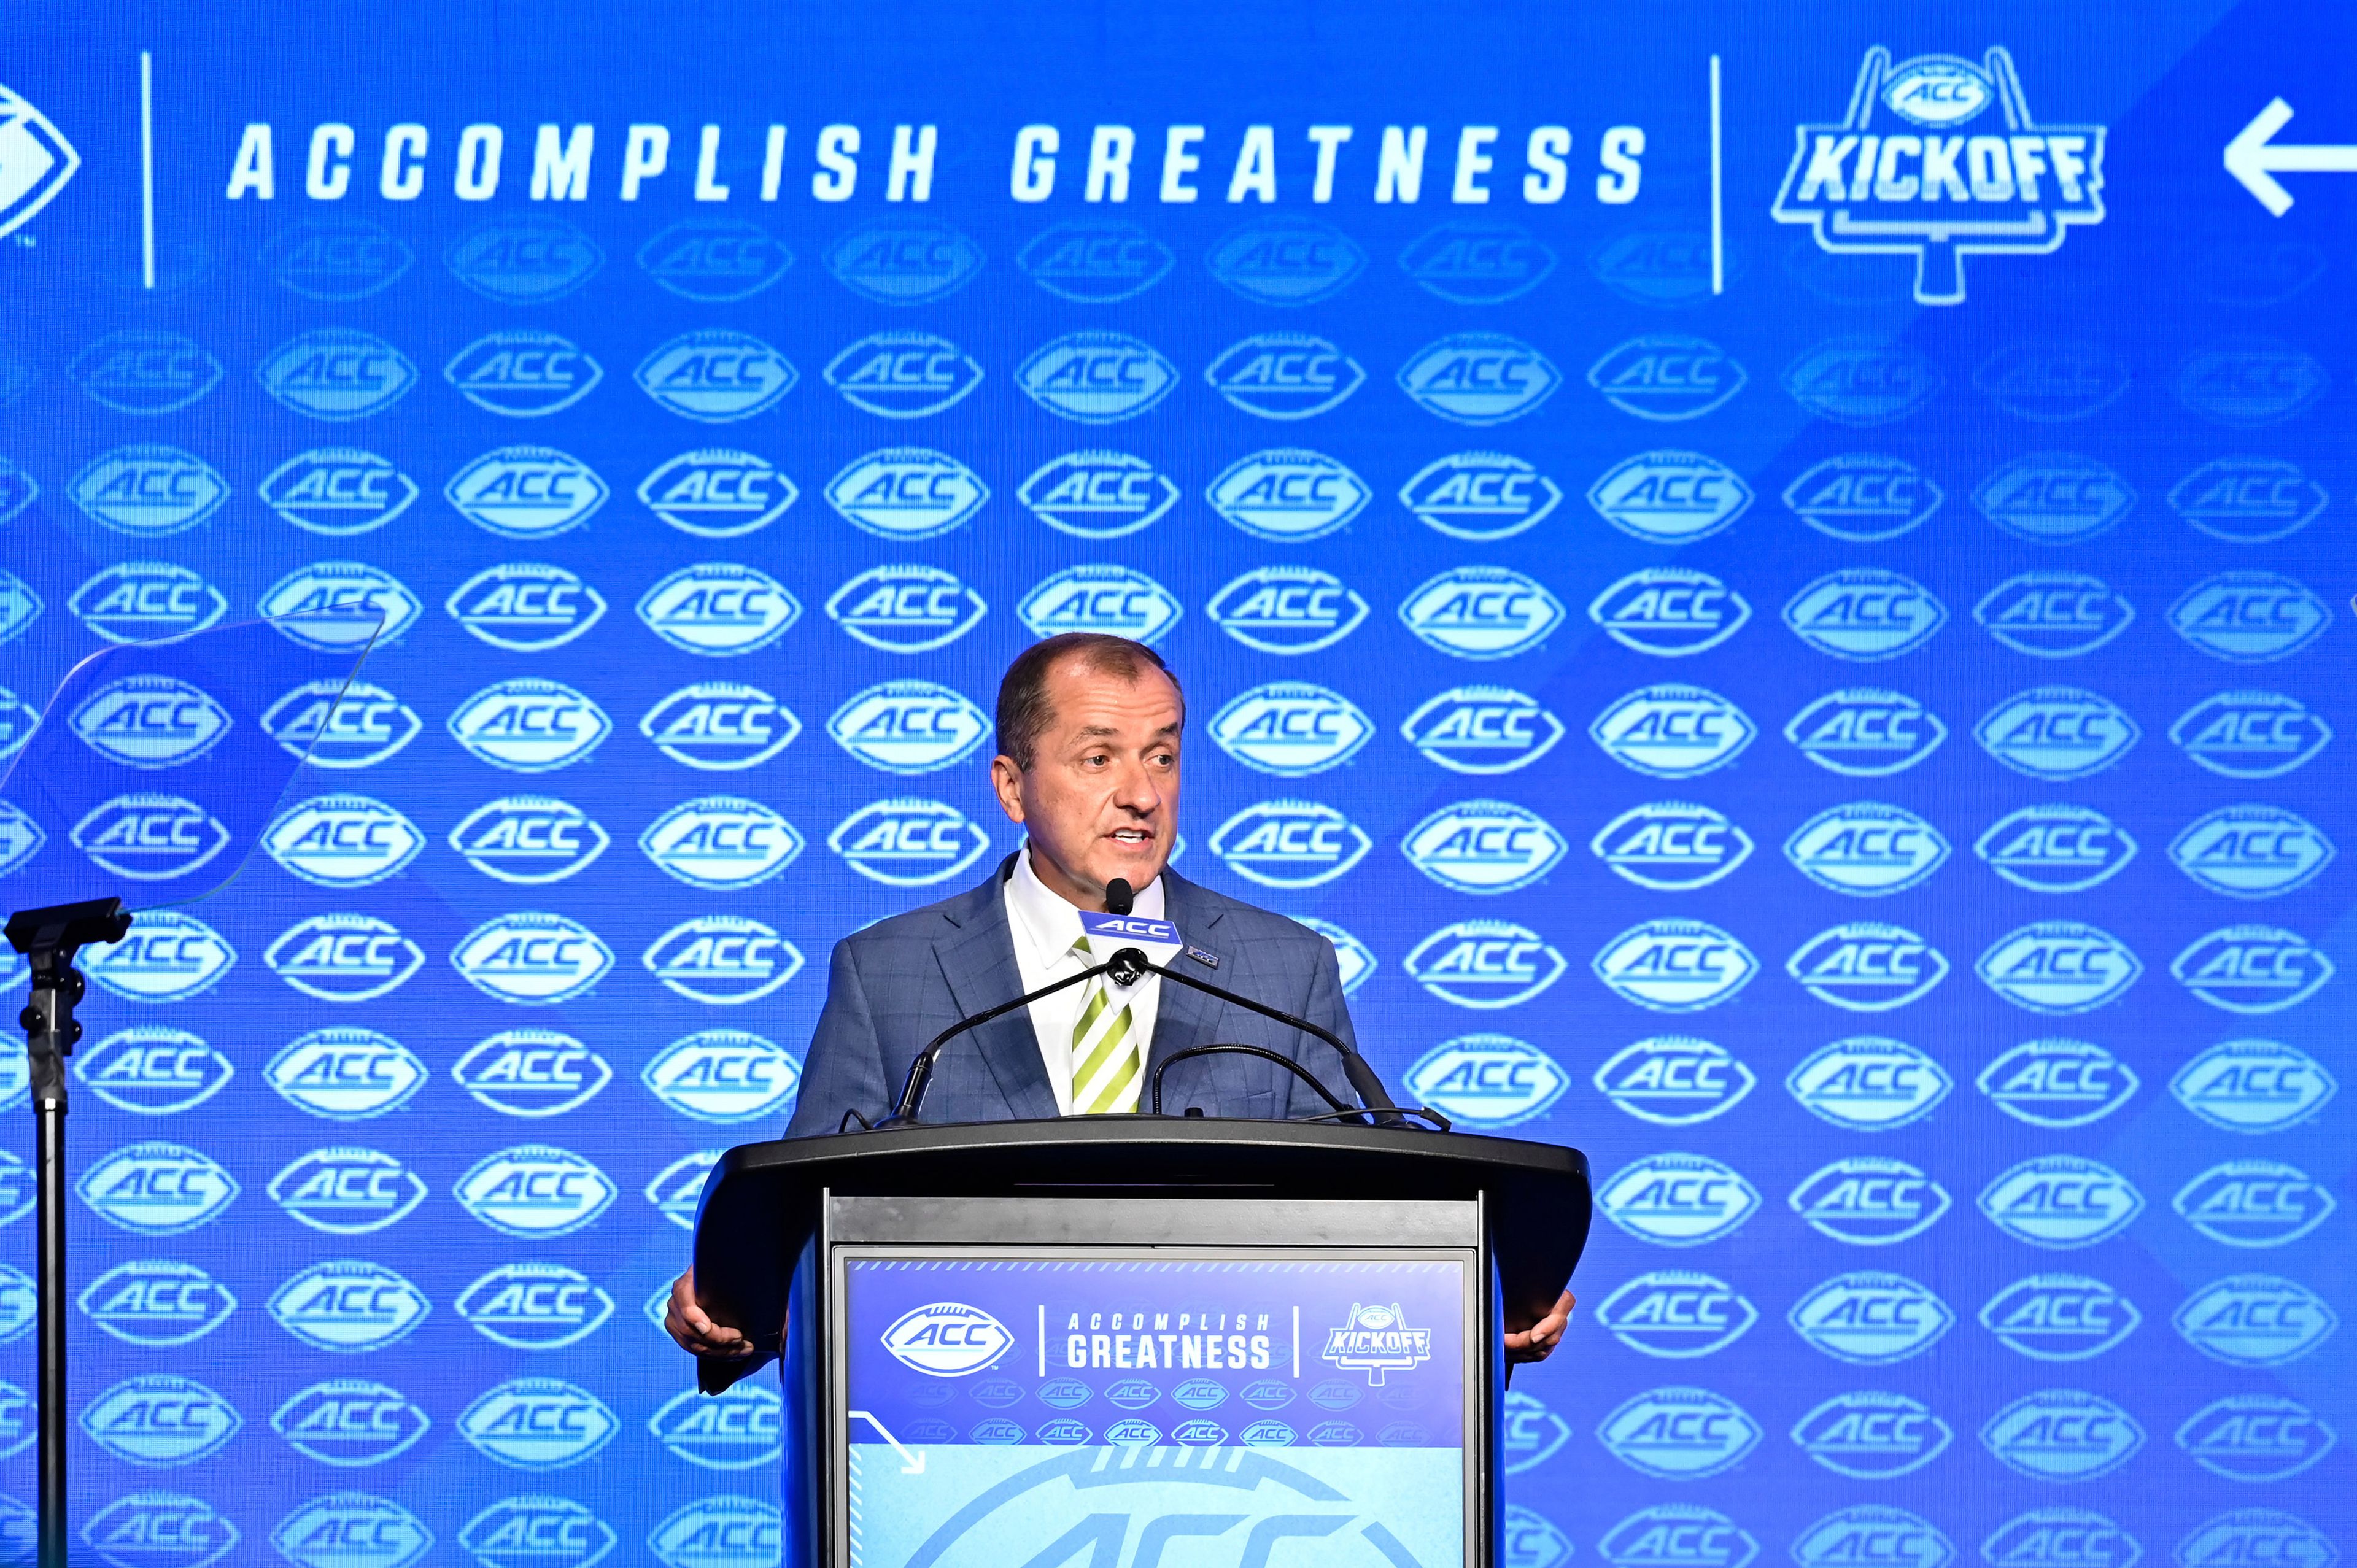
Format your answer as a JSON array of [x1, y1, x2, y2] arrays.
[[931, 860, 1061, 1122], [1145, 871, 1231, 1109]]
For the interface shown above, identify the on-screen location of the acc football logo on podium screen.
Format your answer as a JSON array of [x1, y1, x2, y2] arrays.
[[881, 1303, 1013, 1375], [1773, 48, 2106, 303]]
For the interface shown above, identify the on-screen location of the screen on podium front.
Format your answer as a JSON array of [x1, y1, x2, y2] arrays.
[[839, 1255, 1474, 1568]]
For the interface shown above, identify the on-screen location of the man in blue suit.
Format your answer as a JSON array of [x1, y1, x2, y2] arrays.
[[665, 633, 1572, 1363]]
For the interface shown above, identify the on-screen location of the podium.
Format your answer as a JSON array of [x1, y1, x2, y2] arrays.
[[689, 1118, 1591, 1568]]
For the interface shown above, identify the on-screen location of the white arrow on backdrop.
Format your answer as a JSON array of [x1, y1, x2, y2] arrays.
[[2226, 98, 2357, 215]]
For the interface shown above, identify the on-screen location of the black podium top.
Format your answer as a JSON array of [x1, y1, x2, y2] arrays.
[[691, 1117, 1590, 1388]]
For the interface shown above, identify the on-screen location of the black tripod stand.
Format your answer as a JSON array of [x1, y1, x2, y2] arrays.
[[6, 898, 131, 1568]]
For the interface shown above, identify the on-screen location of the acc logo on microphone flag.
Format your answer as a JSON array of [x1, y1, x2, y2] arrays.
[[2170, 457, 2328, 543], [2176, 1394, 2336, 1483], [1782, 339, 1942, 425], [641, 797, 803, 890], [1593, 1270, 1757, 1359], [1981, 1391, 2143, 1483], [445, 330, 602, 417], [265, 1261, 430, 1354], [1398, 566, 1565, 658], [824, 214, 983, 304], [1401, 800, 1567, 893], [1978, 924, 2142, 1014], [1784, 454, 1944, 542], [454, 1146, 616, 1239], [824, 331, 982, 419], [83, 911, 236, 1003], [640, 449, 796, 538], [1205, 334, 1364, 419], [263, 679, 420, 770], [635, 330, 796, 422], [2172, 690, 2331, 779], [1402, 1036, 1569, 1128], [451, 913, 613, 1005], [1019, 219, 1173, 303], [79, 1373, 239, 1466], [451, 679, 612, 772], [1595, 1387, 1760, 1479], [2170, 805, 2332, 897], [1975, 572, 2135, 658], [1018, 450, 1179, 539], [1598, 1153, 1759, 1246], [455, 1262, 616, 1351], [641, 682, 799, 772], [1788, 923, 1948, 1012], [1398, 333, 1560, 424], [1399, 687, 1565, 774], [265, 914, 426, 1003], [1980, 1156, 2143, 1248], [639, 214, 794, 301], [1786, 687, 1946, 777], [263, 446, 419, 533], [1207, 215, 1364, 304], [1016, 332, 1179, 422], [1023, 565, 1184, 644], [452, 1030, 611, 1120], [69, 563, 227, 644], [446, 212, 603, 303], [1590, 568, 1750, 657], [1786, 804, 1948, 895], [1404, 922, 1569, 1010], [449, 796, 610, 884], [1593, 1038, 1755, 1126], [1591, 802, 1752, 890], [1787, 1037, 1951, 1130], [829, 681, 991, 774], [1595, 921, 1757, 1013], [1207, 566, 1363, 654], [1976, 687, 2139, 779], [271, 1378, 431, 1467], [1973, 454, 2135, 544], [2173, 1159, 2333, 1248], [1784, 570, 1946, 660], [1592, 686, 1755, 778], [1979, 1274, 2141, 1362], [1401, 452, 1563, 541], [2173, 1040, 2333, 1134], [268, 1146, 428, 1235], [827, 565, 985, 654], [264, 1030, 427, 1120], [77, 1027, 234, 1116], [71, 330, 222, 415], [829, 798, 991, 887], [71, 794, 231, 883], [446, 447, 609, 539], [1789, 1272, 1953, 1364], [643, 1031, 802, 1124], [2006, 1033, 2145, 1122], [1209, 800, 1370, 889], [1589, 451, 1752, 544], [638, 563, 800, 655], [2176, 1276, 2336, 1367], [458, 1378, 619, 1471], [263, 795, 425, 888], [1789, 1156, 1951, 1245], [642, 917, 802, 1005], [1977, 805, 2137, 894], [78, 1143, 237, 1236], [882, 1303, 1014, 1376], [1209, 684, 1372, 776], [1588, 335, 1746, 421], [1206, 450, 1368, 541], [1791, 1391, 1951, 1479], [68, 445, 231, 536], [2168, 571, 2331, 662], [447, 564, 605, 652]]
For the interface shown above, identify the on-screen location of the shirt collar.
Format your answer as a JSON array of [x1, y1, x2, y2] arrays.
[[1008, 843, 1164, 958]]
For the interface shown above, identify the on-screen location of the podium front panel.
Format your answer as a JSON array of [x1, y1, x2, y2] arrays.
[[821, 1196, 1487, 1568]]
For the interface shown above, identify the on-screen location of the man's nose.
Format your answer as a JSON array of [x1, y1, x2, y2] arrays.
[[1109, 758, 1162, 812]]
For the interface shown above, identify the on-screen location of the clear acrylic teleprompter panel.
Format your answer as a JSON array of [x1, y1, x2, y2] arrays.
[[0, 612, 381, 913], [835, 1250, 1476, 1568]]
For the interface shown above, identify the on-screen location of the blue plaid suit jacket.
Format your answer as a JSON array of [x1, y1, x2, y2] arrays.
[[783, 854, 1363, 1132]]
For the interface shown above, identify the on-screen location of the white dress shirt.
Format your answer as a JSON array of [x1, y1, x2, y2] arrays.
[[1002, 845, 1165, 1114]]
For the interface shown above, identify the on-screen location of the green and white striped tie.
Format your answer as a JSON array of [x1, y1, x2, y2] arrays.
[[1069, 936, 1140, 1114]]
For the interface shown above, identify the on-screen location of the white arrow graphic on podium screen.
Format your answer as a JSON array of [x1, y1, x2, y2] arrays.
[[850, 1410, 926, 1473], [2226, 98, 2357, 215]]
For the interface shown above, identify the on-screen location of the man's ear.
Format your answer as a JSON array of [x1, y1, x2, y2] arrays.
[[989, 755, 1028, 824]]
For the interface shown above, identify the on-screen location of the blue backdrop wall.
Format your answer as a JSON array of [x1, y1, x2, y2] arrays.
[[0, 1, 2349, 1566]]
